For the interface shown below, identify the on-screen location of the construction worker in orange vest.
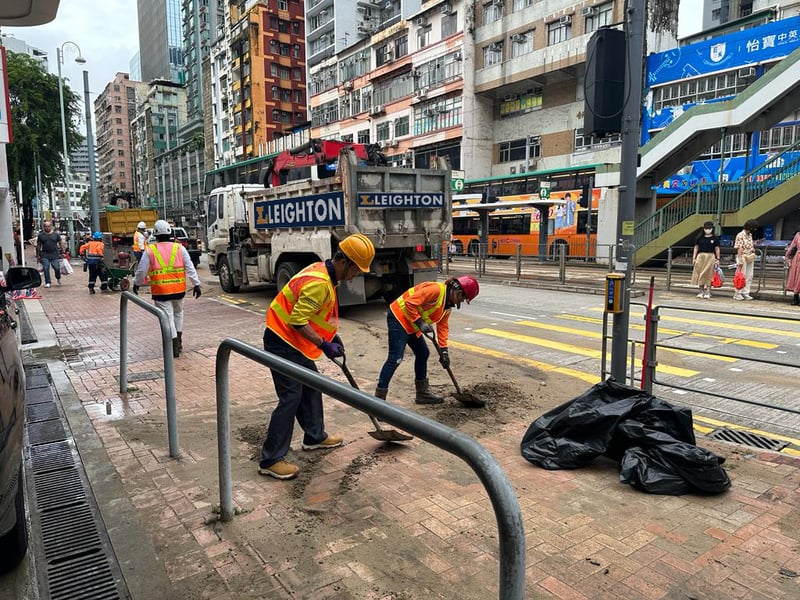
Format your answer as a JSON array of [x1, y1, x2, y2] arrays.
[[133, 221, 148, 263], [257, 234, 375, 480], [78, 231, 109, 294], [132, 220, 202, 357], [375, 275, 480, 404]]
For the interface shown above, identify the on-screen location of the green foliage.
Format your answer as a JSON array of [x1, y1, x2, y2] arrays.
[[6, 51, 84, 235], [648, 0, 680, 36]]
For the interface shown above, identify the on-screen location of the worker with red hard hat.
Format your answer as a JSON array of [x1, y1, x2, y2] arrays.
[[375, 275, 479, 405]]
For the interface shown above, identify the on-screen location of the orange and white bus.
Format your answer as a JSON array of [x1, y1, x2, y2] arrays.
[[450, 189, 601, 258]]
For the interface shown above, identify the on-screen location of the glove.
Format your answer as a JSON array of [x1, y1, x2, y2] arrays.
[[439, 348, 450, 369], [415, 319, 433, 335], [132, 285, 139, 296], [320, 340, 345, 359], [193, 286, 202, 299]]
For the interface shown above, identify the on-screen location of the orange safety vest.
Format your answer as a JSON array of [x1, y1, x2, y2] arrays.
[[146, 242, 186, 296], [390, 282, 448, 336], [266, 262, 337, 360], [80, 240, 104, 262], [133, 231, 146, 252]]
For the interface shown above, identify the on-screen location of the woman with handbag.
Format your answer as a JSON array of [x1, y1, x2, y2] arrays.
[[690, 221, 720, 299], [784, 230, 800, 305], [733, 219, 759, 301]]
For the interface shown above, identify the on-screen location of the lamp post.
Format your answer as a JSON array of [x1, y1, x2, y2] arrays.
[[56, 41, 86, 255], [83, 70, 100, 232]]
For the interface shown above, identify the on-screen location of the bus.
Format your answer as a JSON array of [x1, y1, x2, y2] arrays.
[[451, 188, 601, 259]]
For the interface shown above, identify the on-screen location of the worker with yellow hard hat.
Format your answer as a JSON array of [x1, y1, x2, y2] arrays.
[[257, 233, 375, 480]]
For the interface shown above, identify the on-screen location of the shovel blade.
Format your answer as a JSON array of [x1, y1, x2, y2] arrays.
[[452, 392, 486, 408], [368, 428, 414, 442]]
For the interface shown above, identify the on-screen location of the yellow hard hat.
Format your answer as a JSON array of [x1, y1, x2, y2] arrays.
[[338, 234, 375, 272]]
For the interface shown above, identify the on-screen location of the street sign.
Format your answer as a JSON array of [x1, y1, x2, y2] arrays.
[[539, 181, 551, 199], [451, 170, 465, 192]]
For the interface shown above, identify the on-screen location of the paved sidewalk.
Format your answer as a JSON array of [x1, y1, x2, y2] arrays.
[[19, 266, 800, 599]]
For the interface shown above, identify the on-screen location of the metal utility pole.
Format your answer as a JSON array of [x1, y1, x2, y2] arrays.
[[610, 0, 646, 382], [83, 70, 100, 232]]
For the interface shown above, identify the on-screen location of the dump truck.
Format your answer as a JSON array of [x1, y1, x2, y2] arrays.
[[206, 143, 451, 305], [99, 208, 159, 238]]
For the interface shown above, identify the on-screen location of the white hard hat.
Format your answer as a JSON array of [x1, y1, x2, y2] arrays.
[[153, 219, 172, 235], [137, 221, 146, 229]]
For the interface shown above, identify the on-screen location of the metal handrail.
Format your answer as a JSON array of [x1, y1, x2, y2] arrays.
[[215, 337, 525, 600], [119, 291, 179, 457]]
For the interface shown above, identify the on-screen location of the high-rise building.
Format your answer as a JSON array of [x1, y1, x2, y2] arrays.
[[182, 0, 225, 124], [137, 0, 185, 83], [0, 34, 48, 67]]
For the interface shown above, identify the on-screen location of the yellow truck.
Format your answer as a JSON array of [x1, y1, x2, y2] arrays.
[[99, 208, 159, 237]]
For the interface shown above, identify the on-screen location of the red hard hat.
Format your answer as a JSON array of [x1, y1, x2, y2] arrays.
[[455, 275, 479, 303]]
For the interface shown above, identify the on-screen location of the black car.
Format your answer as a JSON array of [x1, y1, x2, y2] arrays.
[[0, 266, 41, 572]]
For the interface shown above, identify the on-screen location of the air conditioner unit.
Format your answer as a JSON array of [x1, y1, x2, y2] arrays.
[[453, 51, 463, 61], [440, 3, 452, 14], [357, 6, 368, 13], [357, 26, 372, 35], [343, 80, 354, 91], [415, 88, 428, 99], [528, 158, 538, 168], [369, 104, 385, 116], [387, 139, 398, 148], [490, 42, 503, 52], [357, 52, 368, 60], [581, 6, 596, 16], [414, 16, 428, 27], [511, 34, 526, 44], [560, 15, 572, 24], [738, 67, 756, 78]]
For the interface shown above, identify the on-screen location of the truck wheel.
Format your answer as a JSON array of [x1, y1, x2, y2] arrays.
[[0, 465, 29, 574], [218, 257, 240, 293], [276, 262, 301, 290]]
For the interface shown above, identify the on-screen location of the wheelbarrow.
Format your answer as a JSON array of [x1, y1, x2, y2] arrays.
[[103, 262, 135, 291]]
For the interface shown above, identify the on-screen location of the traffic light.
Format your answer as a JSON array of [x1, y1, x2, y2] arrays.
[[579, 184, 590, 208]]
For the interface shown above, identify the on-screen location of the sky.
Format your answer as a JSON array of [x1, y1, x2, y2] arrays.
[[2, 1, 140, 112]]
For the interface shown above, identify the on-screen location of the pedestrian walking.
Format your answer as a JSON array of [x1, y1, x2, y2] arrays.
[[78, 232, 110, 294], [35, 221, 64, 288], [133, 221, 148, 263], [784, 230, 800, 305], [733, 219, 759, 301], [133, 220, 202, 357], [374, 275, 479, 405], [257, 234, 375, 480], [690, 221, 720, 299]]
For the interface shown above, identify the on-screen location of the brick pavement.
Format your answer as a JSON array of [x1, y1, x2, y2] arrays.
[[21, 265, 800, 599]]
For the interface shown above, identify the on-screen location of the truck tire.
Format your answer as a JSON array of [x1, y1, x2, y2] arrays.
[[0, 465, 29, 574], [276, 262, 301, 291], [218, 256, 240, 293]]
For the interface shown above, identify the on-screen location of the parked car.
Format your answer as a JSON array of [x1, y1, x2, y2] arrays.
[[145, 226, 202, 268], [0, 266, 42, 573]]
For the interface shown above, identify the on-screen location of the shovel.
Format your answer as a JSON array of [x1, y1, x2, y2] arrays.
[[422, 331, 486, 408], [330, 354, 413, 442]]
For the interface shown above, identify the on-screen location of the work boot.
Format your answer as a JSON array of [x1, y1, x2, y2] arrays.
[[302, 435, 344, 451], [172, 337, 180, 358], [415, 378, 444, 405], [176, 331, 183, 353], [258, 460, 300, 480], [793, 294, 800, 306], [375, 387, 388, 401], [89, 286, 96, 294]]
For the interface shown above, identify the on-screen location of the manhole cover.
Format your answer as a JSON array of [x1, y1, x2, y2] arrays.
[[125, 370, 163, 382], [709, 428, 788, 451]]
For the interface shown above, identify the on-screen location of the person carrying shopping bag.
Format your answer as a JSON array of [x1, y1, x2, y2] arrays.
[[733, 219, 759, 301]]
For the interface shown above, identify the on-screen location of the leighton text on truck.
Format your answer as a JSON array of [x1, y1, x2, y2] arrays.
[[205, 139, 452, 305]]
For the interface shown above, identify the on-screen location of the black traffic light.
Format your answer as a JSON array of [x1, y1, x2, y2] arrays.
[[579, 184, 590, 208]]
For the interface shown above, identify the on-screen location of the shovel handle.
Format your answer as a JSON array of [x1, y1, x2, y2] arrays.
[[422, 331, 463, 394], [330, 355, 393, 433]]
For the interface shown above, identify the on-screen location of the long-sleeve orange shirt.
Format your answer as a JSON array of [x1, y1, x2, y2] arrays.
[[389, 281, 450, 347]]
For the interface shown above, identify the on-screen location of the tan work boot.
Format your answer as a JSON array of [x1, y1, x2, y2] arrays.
[[375, 387, 388, 400], [258, 460, 300, 480], [415, 378, 444, 404], [302, 434, 344, 451]]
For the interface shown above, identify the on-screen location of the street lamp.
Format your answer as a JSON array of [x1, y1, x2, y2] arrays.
[[83, 70, 100, 233], [56, 41, 86, 256]]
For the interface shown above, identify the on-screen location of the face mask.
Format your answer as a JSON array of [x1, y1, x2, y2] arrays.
[[704, 228, 713, 233]]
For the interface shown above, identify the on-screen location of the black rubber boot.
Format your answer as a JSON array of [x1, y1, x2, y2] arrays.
[[375, 387, 388, 400], [172, 337, 180, 358], [793, 294, 800, 306], [415, 379, 444, 405], [177, 331, 183, 353]]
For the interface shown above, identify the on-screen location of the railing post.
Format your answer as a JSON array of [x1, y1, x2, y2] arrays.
[[558, 243, 566, 283], [515, 243, 521, 281], [666, 247, 673, 291], [120, 294, 128, 393], [216, 343, 234, 522], [643, 306, 659, 394]]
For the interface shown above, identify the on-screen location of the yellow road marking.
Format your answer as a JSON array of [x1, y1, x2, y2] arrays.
[[517, 320, 736, 362], [447, 340, 600, 384], [561, 314, 777, 349], [475, 328, 699, 377]]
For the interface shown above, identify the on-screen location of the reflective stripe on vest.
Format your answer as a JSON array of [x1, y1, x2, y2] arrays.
[[266, 262, 337, 360], [133, 232, 146, 252], [390, 282, 447, 335], [146, 242, 186, 296]]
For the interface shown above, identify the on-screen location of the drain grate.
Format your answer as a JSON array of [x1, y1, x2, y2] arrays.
[[30, 441, 74, 473], [27, 419, 67, 445], [26, 372, 51, 389], [26, 401, 60, 423], [39, 504, 104, 563], [709, 428, 789, 451], [34, 468, 86, 511], [25, 386, 55, 405], [17, 302, 37, 344], [47, 553, 122, 600], [124, 370, 163, 382]]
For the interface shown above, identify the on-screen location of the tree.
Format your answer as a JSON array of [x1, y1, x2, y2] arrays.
[[5, 51, 84, 238], [649, 0, 680, 36]]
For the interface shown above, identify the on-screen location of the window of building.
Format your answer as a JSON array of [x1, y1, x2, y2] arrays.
[[651, 70, 752, 112], [293, 44, 301, 58], [512, 0, 533, 10], [414, 96, 463, 135], [585, 3, 613, 33], [394, 115, 409, 137], [270, 63, 278, 77], [292, 21, 301, 35], [294, 89, 304, 104], [395, 35, 408, 58], [272, 85, 279, 99], [279, 19, 289, 34], [498, 137, 541, 162], [269, 16, 278, 29], [417, 26, 432, 49], [357, 129, 370, 144], [574, 128, 621, 151], [376, 121, 391, 141], [280, 66, 291, 79], [483, 1, 503, 25], [547, 19, 572, 45], [270, 40, 279, 53], [292, 67, 302, 80], [442, 12, 458, 38], [510, 31, 533, 57], [483, 42, 503, 66], [278, 0, 288, 10], [340, 133, 354, 143], [281, 89, 292, 102]]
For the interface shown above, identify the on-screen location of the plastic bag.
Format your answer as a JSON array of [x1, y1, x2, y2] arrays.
[[60, 258, 74, 275], [733, 270, 746, 290], [710, 267, 723, 289]]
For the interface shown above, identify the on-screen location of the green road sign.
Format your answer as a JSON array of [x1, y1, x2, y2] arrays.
[[451, 169, 465, 192]]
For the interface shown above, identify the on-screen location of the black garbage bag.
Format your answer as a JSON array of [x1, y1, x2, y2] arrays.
[[520, 380, 730, 495]]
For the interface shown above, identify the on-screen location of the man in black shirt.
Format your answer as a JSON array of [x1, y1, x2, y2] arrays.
[[36, 221, 65, 288]]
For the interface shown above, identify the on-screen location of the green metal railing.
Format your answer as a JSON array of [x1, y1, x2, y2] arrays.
[[634, 138, 800, 250]]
